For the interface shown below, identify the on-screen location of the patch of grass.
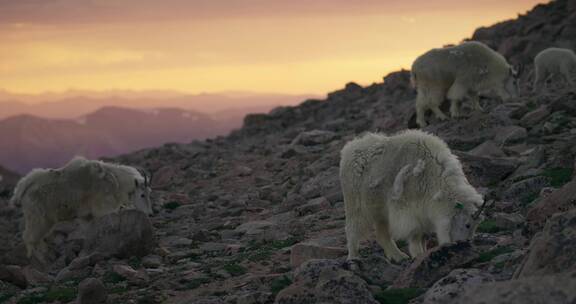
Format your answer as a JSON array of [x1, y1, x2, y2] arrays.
[[477, 219, 503, 234], [17, 287, 77, 304], [0, 293, 14, 304], [44, 287, 77, 302], [103, 271, 126, 284], [270, 275, 292, 295], [109, 285, 130, 294], [520, 192, 540, 206], [374, 288, 425, 304], [128, 256, 142, 269], [164, 201, 181, 210], [396, 240, 407, 248], [223, 263, 247, 276], [476, 246, 514, 263], [541, 167, 573, 188]]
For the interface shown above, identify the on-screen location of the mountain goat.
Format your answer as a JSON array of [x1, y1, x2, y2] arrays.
[[340, 130, 485, 263], [411, 41, 519, 127], [11, 156, 152, 258], [533, 47, 576, 90]]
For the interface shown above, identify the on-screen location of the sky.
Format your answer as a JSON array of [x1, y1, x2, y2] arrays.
[[0, 0, 547, 95]]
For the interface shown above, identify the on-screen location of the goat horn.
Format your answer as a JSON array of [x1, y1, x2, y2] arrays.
[[472, 199, 491, 219]]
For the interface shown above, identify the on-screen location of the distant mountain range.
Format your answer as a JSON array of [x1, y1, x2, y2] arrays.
[[0, 91, 318, 119], [0, 91, 317, 173]]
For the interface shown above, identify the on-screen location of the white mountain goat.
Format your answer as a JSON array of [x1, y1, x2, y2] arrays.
[[11, 156, 152, 258], [411, 41, 519, 127], [533, 47, 576, 90], [340, 130, 486, 263]]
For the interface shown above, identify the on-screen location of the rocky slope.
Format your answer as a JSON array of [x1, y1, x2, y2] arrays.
[[1, 0, 576, 303]]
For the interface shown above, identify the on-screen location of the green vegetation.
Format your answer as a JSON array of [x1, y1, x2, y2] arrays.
[[103, 271, 126, 284], [164, 201, 181, 210], [476, 246, 514, 263], [270, 275, 293, 295], [520, 192, 540, 206], [374, 288, 425, 304], [223, 263, 247, 276], [476, 219, 503, 233], [0, 293, 14, 304], [541, 167, 573, 188], [17, 287, 77, 304]]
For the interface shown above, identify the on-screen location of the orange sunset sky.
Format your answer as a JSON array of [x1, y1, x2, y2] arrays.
[[0, 0, 546, 96]]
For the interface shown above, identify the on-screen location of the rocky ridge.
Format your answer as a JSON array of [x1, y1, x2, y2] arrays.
[[1, 0, 576, 303]]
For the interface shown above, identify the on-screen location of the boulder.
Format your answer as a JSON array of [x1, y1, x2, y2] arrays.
[[526, 178, 576, 234], [422, 269, 494, 304], [515, 209, 576, 278], [77, 278, 107, 304], [275, 259, 378, 304], [393, 242, 480, 289], [449, 271, 576, 304]]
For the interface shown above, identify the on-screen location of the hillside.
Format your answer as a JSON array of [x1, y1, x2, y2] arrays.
[[1, 0, 576, 303]]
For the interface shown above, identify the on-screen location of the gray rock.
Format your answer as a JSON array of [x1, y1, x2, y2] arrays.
[[289, 243, 347, 269], [275, 259, 379, 304], [291, 130, 337, 146], [491, 213, 525, 231], [502, 176, 550, 202], [526, 178, 576, 234], [112, 264, 149, 285], [22, 266, 53, 286], [294, 197, 331, 217], [448, 271, 576, 304], [468, 140, 506, 158], [520, 105, 551, 126], [77, 278, 107, 304], [0, 265, 27, 288], [422, 269, 494, 304], [393, 242, 480, 289], [300, 167, 341, 199], [494, 126, 527, 144], [84, 210, 155, 259], [515, 209, 576, 278]]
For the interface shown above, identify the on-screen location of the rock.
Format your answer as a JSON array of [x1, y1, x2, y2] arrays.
[[422, 269, 494, 304], [520, 105, 551, 126], [491, 213, 525, 231], [275, 259, 379, 304], [112, 264, 149, 285], [77, 278, 107, 304], [448, 271, 576, 304], [526, 178, 576, 234], [234, 220, 275, 235], [494, 126, 528, 144], [352, 254, 402, 286], [294, 197, 331, 217], [468, 140, 506, 158], [502, 176, 550, 202], [291, 130, 337, 146], [0, 265, 27, 288], [300, 167, 341, 199], [22, 266, 53, 286], [455, 152, 518, 187], [515, 209, 576, 278], [142, 255, 163, 268], [68, 253, 106, 271], [84, 210, 155, 259], [393, 242, 480, 289], [55, 266, 92, 283], [235, 165, 253, 177], [289, 243, 347, 268]]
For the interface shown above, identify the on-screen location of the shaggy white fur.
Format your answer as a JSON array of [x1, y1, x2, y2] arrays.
[[534, 47, 576, 90], [340, 130, 483, 262], [411, 41, 518, 127], [11, 156, 152, 259]]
